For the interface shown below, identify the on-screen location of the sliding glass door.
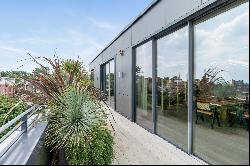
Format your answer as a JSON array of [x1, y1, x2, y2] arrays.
[[193, 2, 249, 164], [101, 60, 115, 109], [156, 27, 189, 151], [135, 41, 153, 131]]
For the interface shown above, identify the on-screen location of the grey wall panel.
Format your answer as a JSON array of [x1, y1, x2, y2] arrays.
[[162, 0, 201, 25], [102, 45, 116, 63], [115, 48, 133, 119], [132, 0, 165, 45], [102, 29, 132, 63], [112, 29, 132, 51], [132, 0, 201, 45]]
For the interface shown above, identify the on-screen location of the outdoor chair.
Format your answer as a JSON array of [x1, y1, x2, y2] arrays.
[[195, 101, 221, 129], [227, 105, 238, 127], [227, 103, 249, 130]]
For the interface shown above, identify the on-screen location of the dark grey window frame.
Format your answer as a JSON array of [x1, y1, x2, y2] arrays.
[[133, 40, 154, 132], [152, 22, 189, 154], [100, 58, 116, 111], [131, 0, 248, 162]]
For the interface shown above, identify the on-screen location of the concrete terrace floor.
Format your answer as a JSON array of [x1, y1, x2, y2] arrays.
[[107, 110, 205, 165]]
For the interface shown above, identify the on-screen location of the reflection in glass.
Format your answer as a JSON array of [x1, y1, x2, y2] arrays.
[[103, 60, 115, 109], [105, 62, 110, 98], [194, 2, 249, 165], [156, 27, 188, 150], [109, 60, 115, 109], [90, 69, 94, 86], [136, 41, 153, 131]]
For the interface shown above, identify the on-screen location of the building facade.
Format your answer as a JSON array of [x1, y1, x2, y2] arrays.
[[89, 0, 249, 164], [0, 77, 15, 97]]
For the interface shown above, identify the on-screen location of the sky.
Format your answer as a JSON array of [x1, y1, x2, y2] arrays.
[[0, 0, 152, 72]]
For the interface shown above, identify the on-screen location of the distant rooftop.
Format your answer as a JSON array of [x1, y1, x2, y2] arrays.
[[0, 77, 15, 85]]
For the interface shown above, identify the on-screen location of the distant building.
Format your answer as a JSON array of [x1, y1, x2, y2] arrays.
[[232, 79, 249, 101], [232, 79, 249, 92], [0, 77, 16, 97], [23, 81, 40, 94]]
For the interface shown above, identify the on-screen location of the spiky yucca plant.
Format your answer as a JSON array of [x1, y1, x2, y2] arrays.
[[45, 87, 107, 151]]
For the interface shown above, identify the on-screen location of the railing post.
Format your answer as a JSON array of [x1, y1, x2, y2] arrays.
[[21, 115, 28, 133]]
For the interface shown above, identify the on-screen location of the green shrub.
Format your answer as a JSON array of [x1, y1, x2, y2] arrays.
[[0, 95, 27, 123], [22, 56, 114, 165], [66, 127, 114, 165], [0, 95, 28, 138], [44, 87, 114, 165]]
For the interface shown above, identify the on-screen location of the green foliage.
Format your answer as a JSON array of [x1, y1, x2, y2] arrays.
[[0, 95, 27, 124], [19, 55, 102, 105], [22, 55, 114, 165], [0, 95, 28, 138], [44, 87, 114, 165], [0, 71, 31, 84], [212, 84, 236, 99], [45, 87, 107, 151], [66, 127, 114, 165], [33, 67, 50, 76]]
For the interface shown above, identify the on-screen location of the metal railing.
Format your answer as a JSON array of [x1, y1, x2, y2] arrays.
[[0, 105, 44, 158]]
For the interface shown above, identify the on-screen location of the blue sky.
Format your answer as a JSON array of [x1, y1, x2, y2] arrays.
[[0, 0, 152, 72]]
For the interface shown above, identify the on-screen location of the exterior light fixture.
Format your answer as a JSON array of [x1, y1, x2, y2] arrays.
[[118, 72, 124, 78], [119, 50, 125, 56]]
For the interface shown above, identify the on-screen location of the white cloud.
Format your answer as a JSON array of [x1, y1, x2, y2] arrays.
[[226, 59, 249, 68], [195, 5, 249, 82]]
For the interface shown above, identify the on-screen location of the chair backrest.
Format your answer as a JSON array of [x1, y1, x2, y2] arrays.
[[197, 102, 211, 111]]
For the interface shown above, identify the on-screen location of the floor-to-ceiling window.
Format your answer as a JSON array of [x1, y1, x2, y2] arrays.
[[106, 62, 110, 102], [100, 64, 106, 92], [156, 27, 189, 151], [193, 2, 249, 164], [101, 60, 115, 109], [109, 60, 115, 109], [90, 69, 94, 86], [136, 41, 153, 131]]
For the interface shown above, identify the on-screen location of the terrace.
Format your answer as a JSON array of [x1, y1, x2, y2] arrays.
[[0, 104, 205, 165]]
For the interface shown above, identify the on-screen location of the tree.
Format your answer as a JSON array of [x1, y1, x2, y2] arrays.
[[33, 67, 50, 76], [197, 67, 227, 98]]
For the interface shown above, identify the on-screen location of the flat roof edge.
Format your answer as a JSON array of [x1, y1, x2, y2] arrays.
[[89, 0, 161, 65]]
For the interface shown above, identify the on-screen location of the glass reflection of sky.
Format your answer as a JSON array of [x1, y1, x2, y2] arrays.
[[136, 41, 152, 78], [195, 3, 249, 84], [157, 27, 188, 80]]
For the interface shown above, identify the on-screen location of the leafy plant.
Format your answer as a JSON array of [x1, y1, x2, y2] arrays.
[[45, 87, 107, 151], [66, 127, 114, 165], [17, 54, 105, 104], [16, 54, 115, 165], [0, 95, 28, 139]]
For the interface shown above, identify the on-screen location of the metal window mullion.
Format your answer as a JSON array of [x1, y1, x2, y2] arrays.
[[109, 62, 111, 106], [188, 21, 195, 155], [132, 48, 136, 123], [152, 39, 157, 134], [114, 56, 117, 111]]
